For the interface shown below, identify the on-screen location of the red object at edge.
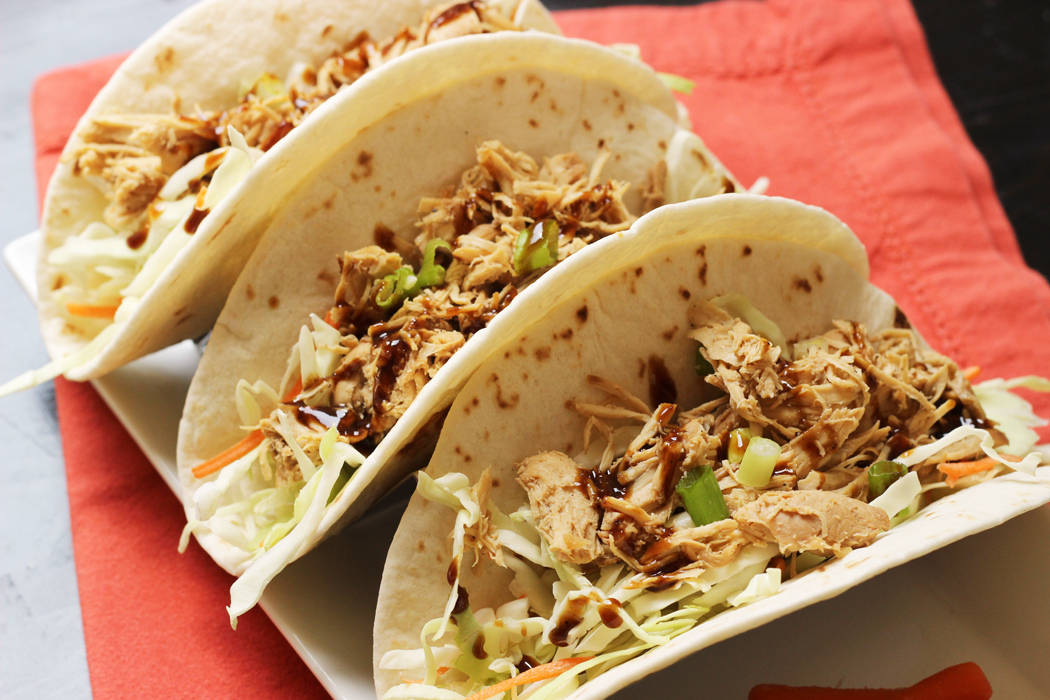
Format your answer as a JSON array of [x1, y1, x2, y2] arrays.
[[749, 662, 993, 700]]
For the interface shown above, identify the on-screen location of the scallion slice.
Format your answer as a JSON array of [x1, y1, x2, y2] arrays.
[[675, 465, 730, 526], [736, 437, 781, 487], [512, 220, 559, 276], [407, 239, 451, 294], [868, 460, 908, 498]]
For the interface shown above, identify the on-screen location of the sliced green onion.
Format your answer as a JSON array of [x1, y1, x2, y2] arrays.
[[695, 347, 714, 377], [868, 460, 908, 498], [675, 465, 730, 526], [374, 267, 412, 310], [736, 437, 781, 488], [727, 427, 752, 463], [407, 239, 452, 293], [657, 72, 695, 95], [512, 219, 559, 276]]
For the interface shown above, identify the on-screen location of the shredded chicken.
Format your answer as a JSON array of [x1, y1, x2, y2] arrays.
[[733, 490, 889, 557], [65, 1, 526, 232], [517, 452, 603, 564], [260, 140, 642, 470], [499, 306, 1006, 590]]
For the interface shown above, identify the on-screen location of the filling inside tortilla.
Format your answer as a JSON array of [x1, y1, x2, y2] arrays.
[[183, 139, 679, 567], [378, 298, 1045, 700], [44, 1, 528, 341]]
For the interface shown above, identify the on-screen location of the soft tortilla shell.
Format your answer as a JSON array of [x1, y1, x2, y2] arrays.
[[177, 35, 697, 575], [37, 0, 559, 380], [372, 195, 1050, 698]]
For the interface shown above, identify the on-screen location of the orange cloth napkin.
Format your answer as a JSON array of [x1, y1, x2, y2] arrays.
[[30, 1, 1050, 698]]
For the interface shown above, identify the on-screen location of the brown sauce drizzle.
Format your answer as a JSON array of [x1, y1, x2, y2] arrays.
[[515, 655, 541, 673], [451, 585, 470, 615], [126, 228, 148, 250], [647, 356, 677, 408], [932, 403, 990, 439], [446, 559, 459, 586], [429, 1, 482, 31], [184, 207, 210, 234], [471, 632, 488, 659], [598, 598, 623, 628], [578, 467, 627, 501], [460, 286, 518, 337], [370, 324, 412, 409], [549, 595, 588, 647], [658, 428, 686, 497]]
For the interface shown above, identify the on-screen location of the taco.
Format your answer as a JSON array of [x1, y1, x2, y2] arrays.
[[373, 194, 1048, 700], [174, 33, 741, 624], [1, 0, 559, 395]]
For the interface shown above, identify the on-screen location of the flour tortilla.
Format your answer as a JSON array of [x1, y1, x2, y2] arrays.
[[37, 0, 558, 381], [372, 194, 1050, 699], [177, 34, 738, 577]]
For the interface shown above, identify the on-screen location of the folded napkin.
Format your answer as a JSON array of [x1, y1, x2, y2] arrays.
[[31, 0, 1050, 697]]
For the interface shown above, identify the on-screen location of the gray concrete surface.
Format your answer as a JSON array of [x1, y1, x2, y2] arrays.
[[0, 3, 196, 698]]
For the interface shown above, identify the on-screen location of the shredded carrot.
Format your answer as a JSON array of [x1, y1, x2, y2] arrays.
[[192, 429, 265, 478], [962, 366, 981, 381], [938, 454, 1023, 487], [465, 657, 593, 700], [323, 308, 339, 328], [282, 377, 303, 402], [66, 301, 120, 319]]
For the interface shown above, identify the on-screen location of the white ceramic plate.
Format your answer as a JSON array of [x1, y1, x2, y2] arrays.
[[7, 230, 1050, 698]]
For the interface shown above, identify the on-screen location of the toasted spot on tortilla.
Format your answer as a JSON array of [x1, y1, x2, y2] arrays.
[[598, 138, 606, 148], [504, 351, 511, 359], [496, 388, 519, 409], [374, 184, 382, 193], [322, 24, 335, 38], [491, 477, 500, 488], [814, 265, 825, 283], [531, 91, 540, 103], [582, 119, 592, 131], [495, 76, 506, 88], [472, 397, 480, 407], [629, 280, 637, 294], [634, 266, 644, 277], [658, 140, 667, 151], [698, 262, 708, 285], [662, 326, 678, 341], [793, 277, 812, 293], [274, 11, 290, 21], [560, 328, 573, 340], [526, 74, 544, 88], [153, 47, 175, 72], [175, 314, 193, 327], [268, 295, 280, 309], [522, 372, 529, 381], [416, 539, 426, 553], [614, 153, 622, 162], [576, 305, 588, 323], [488, 373, 499, 384], [484, 429, 491, 441], [534, 347, 551, 361], [317, 269, 336, 285], [627, 123, 635, 131], [617, 102, 625, 115], [463, 454, 473, 463], [742, 245, 752, 257], [174, 305, 187, 316], [517, 347, 526, 356], [350, 150, 375, 183], [679, 287, 692, 300], [549, 98, 558, 112], [323, 194, 335, 210], [528, 119, 539, 128], [246, 284, 256, 301], [696, 244, 706, 258]]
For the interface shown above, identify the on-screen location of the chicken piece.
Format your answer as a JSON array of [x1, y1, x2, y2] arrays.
[[638, 519, 754, 571], [733, 490, 889, 557], [776, 407, 865, 479], [101, 155, 167, 227], [259, 413, 325, 486], [517, 451, 603, 564], [689, 302, 782, 425], [330, 246, 403, 331]]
